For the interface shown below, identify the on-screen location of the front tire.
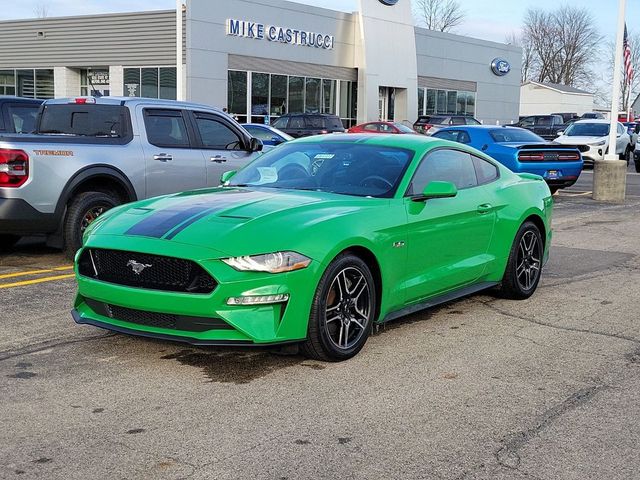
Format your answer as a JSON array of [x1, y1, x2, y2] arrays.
[[499, 221, 543, 300], [302, 254, 376, 361], [63, 191, 119, 259], [620, 147, 631, 165]]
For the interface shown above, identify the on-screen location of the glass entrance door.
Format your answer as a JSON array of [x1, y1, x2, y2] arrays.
[[379, 87, 395, 121]]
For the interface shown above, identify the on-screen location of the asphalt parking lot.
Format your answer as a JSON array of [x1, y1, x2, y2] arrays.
[[2, 168, 640, 480]]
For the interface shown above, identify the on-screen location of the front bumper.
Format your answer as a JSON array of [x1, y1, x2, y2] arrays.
[[73, 236, 322, 345]]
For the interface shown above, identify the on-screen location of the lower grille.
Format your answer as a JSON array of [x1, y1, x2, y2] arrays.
[[84, 298, 233, 332], [78, 248, 217, 294]]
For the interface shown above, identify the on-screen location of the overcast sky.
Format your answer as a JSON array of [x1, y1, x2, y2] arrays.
[[0, 0, 637, 44]]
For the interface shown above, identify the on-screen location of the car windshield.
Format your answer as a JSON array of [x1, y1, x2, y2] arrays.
[[394, 123, 415, 133], [564, 123, 609, 137], [489, 128, 544, 143], [228, 142, 414, 198]]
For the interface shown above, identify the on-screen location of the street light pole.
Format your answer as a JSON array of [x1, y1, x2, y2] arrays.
[[176, 0, 184, 101], [593, 0, 627, 202]]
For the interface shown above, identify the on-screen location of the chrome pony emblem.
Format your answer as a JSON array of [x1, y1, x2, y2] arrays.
[[127, 260, 152, 275]]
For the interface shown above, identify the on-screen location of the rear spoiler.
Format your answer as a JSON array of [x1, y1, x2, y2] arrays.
[[516, 143, 589, 153], [517, 173, 544, 181]]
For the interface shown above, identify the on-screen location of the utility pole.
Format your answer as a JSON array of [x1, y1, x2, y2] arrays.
[[176, 0, 185, 101], [593, 0, 627, 202]]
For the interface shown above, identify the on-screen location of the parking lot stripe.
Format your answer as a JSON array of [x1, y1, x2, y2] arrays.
[[0, 266, 73, 280], [0, 274, 75, 289]]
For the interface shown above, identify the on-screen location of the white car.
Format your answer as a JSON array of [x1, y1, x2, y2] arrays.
[[554, 119, 631, 167]]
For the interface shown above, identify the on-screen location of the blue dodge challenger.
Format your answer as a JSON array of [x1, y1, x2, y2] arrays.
[[433, 125, 583, 193]]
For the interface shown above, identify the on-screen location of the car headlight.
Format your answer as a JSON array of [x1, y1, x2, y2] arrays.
[[589, 140, 606, 146], [222, 251, 311, 273]]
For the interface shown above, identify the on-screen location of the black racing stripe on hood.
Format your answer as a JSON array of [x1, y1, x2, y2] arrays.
[[125, 190, 269, 239]]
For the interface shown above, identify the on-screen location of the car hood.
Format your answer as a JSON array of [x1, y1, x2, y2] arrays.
[[554, 135, 607, 145], [88, 187, 380, 257]]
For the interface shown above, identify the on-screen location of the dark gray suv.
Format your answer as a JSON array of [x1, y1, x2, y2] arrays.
[[271, 114, 345, 138]]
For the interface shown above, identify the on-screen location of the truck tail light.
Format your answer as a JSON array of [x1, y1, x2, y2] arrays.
[[0, 149, 29, 187]]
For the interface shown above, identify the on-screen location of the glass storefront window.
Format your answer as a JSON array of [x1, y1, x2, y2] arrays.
[[288, 76, 304, 114], [322, 79, 336, 114], [456, 92, 466, 115], [141, 68, 159, 98], [418, 88, 425, 116], [437, 90, 447, 114], [251, 72, 269, 119], [447, 91, 457, 115], [159, 67, 177, 100], [466, 93, 476, 116], [123, 67, 176, 100], [123, 68, 141, 97], [228, 70, 247, 116], [305, 77, 321, 114], [426, 89, 436, 114], [270, 75, 287, 117], [0, 70, 16, 96]]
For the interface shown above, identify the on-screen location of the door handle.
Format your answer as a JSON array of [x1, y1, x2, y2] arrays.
[[477, 203, 493, 214], [153, 153, 173, 162], [210, 155, 227, 163]]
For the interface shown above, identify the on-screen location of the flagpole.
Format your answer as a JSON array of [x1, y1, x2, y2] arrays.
[[593, 0, 627, 202]]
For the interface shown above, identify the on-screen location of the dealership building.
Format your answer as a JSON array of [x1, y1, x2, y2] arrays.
[[0, 0, 522, 127]]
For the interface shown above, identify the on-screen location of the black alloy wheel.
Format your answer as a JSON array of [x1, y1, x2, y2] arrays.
[[303, 254, 376, 361]]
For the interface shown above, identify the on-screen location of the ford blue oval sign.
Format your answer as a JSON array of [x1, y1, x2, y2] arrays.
[[491, 58, 511, 76], [379, 0, 399, 5]]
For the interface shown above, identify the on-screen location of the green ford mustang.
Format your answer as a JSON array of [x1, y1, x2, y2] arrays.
[[73, 134, 553, 361]]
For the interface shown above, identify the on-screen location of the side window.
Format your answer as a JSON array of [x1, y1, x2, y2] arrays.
[[144, 109, 190, 148], [519, 117, 535, 127], [379, 124, 394, 132], [8, 106, 39, 133], [271, 117, 288, 129], [472, 155, 499, 185], [364, 123, 378, 132], [289, 117, 305, 129], [450, 117, 465, 125], [432, 130, 471, 144], [247, 127, 277, 142], [536, 117, 551, 126], [618, 123, 625, 135], [408, 149, 478, 195], [194, 114, 242, 150]]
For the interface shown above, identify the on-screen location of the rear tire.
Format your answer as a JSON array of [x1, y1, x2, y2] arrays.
[[0, 234, 21, 252], [498, 221, 543, 300], [635, 161, 640, 173], [549, 186, 560, 195], [63, 191, 119, 259], [302, 253, 375, 361]]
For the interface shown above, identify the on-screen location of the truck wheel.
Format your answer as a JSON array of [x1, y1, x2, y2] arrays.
[[63, 192, 119, 259], [0, 234, 21, 252]]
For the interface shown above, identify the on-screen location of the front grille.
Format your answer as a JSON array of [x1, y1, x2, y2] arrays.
[[78, 248, 217, 294], [84, 298, 233, 332]]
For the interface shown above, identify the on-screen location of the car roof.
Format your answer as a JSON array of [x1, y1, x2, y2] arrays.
[[290, 132, 466, 151], [279, 113, 339, 117], [43, 96, 224, 113], [572, 119, 614, 124], [0, 96, 43, 104], [437, 125, 522, 131]]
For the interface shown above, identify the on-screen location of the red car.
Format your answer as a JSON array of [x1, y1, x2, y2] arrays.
[[347, 121, 417, 134]]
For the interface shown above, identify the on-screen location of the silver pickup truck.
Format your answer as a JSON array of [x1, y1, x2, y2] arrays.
[[0, 97, 263, 256]]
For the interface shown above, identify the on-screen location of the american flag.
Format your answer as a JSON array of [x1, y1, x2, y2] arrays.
[[624, 24, 633, 85]]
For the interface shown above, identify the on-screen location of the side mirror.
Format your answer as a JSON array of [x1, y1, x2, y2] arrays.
[[220, 170, 237, 185], [412, 181, 458, 202], [248, 137, 263, 152], [556, 131, 564, 136], [271, 136, 283, 145]]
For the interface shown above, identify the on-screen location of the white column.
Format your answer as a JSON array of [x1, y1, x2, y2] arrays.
[[53, 67, 81, 98], [109, 66, 124, 97]]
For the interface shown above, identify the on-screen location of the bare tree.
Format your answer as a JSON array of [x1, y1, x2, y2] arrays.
[[33, 3, 49, 18], [413, 0, 464, 33], [505, 31, 535, 83], [521, 6, 601, 88]]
